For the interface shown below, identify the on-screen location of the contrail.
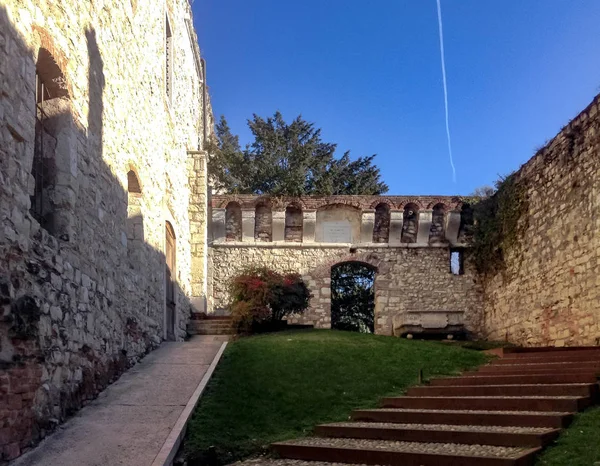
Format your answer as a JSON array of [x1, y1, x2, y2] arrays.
[[436, 0, 456, 183]]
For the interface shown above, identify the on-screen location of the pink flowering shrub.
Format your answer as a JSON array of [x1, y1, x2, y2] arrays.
[[229, 267, 311, 333]]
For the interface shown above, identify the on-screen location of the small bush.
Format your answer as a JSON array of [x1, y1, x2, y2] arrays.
[[229, 267, 311, 333]]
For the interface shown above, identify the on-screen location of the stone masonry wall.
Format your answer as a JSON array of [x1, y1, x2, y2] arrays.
[[210, 245, 482, 336], [482, 94, 600, 347], [209, 194, 480, 336], [0, 0, 211, 461]]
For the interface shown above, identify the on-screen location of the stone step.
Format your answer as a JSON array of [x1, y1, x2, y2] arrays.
[[315, 422, 560, 448], [352, 408, 572, 428], [380, 395, 591, 412], [491, 353, 600, 365], [187, 319, 234, 335], [473, 364, 600, 375], [503, 348, 600, 360], [272, 437, 541, 466], [407, 383, 598, 398], [429, 373, 598, 386]]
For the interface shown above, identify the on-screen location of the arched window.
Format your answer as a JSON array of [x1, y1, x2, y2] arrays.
[[254, 203, 272, 242], [284, 204, 303, 242], [401, 203, 419, 243], [30, 47, 70, 233], [372, 203, 390, 243], [126, 170, 144, 252], [225, 202, 242, 241], [429, 203, 447, 244]]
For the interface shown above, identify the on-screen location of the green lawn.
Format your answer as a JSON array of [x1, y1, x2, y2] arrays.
[[535, 407, 600, 466], [184, 329, 488, 465]]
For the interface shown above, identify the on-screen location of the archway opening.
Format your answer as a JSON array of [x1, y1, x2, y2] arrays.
[[331, 262, 376, 333]]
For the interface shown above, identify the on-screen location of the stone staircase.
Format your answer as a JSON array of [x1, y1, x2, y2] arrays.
[[264, 346, 600, 466], [187, 314, 234, 335]]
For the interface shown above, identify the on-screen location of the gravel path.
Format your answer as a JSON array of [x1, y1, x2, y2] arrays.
[[280, 437, 527, 458], [230, 460, 370, 466], [322, 422, 554, 434]]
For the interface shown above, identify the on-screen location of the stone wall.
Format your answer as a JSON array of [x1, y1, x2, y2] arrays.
[[0, 0, 211, 461], [481, 94, 600, 347], [208, 195, 481, 335], [209, 244, 482, 335]]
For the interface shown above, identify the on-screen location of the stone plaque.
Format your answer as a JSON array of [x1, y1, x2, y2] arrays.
[[323, 221, 351, 243]]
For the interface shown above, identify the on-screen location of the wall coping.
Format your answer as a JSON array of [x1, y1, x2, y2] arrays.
[[211, 242, 470, 249]]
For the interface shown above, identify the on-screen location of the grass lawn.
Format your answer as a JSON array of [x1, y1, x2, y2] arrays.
[[535, 406, 600, 466], [184, 329, 488, 465]]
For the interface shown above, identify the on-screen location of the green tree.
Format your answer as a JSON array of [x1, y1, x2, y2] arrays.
[[207, 112, 388, 195], [331, 262, 376, 333]]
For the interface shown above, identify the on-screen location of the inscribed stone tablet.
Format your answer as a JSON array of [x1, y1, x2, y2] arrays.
[[323, 221, 351, 243]]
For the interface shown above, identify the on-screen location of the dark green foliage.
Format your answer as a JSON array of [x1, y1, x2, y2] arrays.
[[536, 407, 600, 466], [208, 112, 388, 196], [229, 267, 311, 333], [184, 330, 488, 465], [470, 173, 529, 276], [331, 262, 375, 333]]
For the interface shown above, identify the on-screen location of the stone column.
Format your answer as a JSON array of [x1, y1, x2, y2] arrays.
[[303, 211, 316, 243], [242, 209, 255, 242], [360, 210, 375, 243], [211, 208, 225, 242], [445, 210, 461, 244], [272, 210, 285, 242], [389, 210, 403, 245], [416, 210, 433, 245]]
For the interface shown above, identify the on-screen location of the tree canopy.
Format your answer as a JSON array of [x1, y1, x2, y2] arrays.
[[207, 112, 388, 196]]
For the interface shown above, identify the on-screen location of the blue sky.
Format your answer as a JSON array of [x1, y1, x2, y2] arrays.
[[192, 1, 600, 195]]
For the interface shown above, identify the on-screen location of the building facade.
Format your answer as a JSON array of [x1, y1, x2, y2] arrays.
[[208, 195, 483, 336], [0, 0, 212, 460]]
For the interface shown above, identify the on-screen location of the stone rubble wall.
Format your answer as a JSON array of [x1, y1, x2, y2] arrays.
[[209, 244, 483, 335], [481, 94, 600, 347], [0, 0, 211, 461]]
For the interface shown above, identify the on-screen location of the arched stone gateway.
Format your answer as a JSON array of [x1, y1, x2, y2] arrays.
[[284, 252, 394, 332], [331, 261, 377, 333]]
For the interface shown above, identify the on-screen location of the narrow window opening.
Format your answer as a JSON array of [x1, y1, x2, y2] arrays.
[[450, 250, 464, 275], [165, 16, 173, 106], [31, 48, 69, 234]]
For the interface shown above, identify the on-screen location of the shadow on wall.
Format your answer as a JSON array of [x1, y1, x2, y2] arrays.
[[0, 7, 193, 462]]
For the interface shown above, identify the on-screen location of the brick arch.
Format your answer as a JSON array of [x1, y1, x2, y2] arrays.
[[253, 196, 274, 208], [369, 198, 395, 210], [285, 197, 307, 210], [398, 198, 425, 210], [427, 200, 449, 210], [314, 199, 362, 211], [310, 252, 388, 280], [217, 196, 243, 209]]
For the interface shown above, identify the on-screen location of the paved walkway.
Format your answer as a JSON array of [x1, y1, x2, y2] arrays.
[[13, 335, 229, 466]]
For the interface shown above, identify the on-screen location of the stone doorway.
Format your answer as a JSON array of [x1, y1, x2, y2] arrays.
[[165, 222, 176, 340], [331, 261, 376, 333]]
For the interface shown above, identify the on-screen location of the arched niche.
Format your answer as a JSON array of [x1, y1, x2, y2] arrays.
[[372, 203, 391, 243], [225, 202, 242, 241], [401, 203, 419, 243], [284, 203, 303, 242]]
